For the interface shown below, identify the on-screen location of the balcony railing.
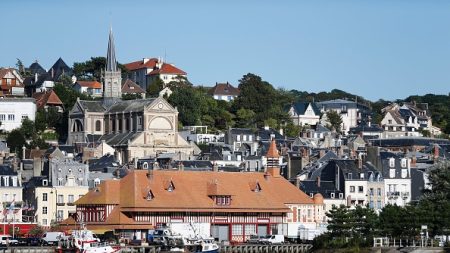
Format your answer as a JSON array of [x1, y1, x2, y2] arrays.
[[56, 202, 65, 206], [387, 192, 400, 198]]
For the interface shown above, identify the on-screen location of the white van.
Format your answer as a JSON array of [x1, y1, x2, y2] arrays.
[[41, 232, 64, 245], [0, 235, 19, 246], [260, 234, 284, 244]]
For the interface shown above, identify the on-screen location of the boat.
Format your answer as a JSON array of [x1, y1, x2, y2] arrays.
[[62, 229, 120, 253], [153, 227, 219, 253]]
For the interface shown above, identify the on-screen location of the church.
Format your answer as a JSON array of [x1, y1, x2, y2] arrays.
[[67, 29, 194, 163]]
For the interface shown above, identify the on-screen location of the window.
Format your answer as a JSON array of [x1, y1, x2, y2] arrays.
[[358, 186, 364, 193], [401, 158, 407, 168], [350, 186, 355, 193], [348, 173, 352, 179], [21, 115, 28, 120], [43, 193, 48, 202], [236, 135, 241, 141], [42, 179, 48, 186], [94, 178, 101, 187], [232, 224, 243, 236], [330, 193, 335, 199], [360, 173, 364, 179], [43, 219, 48, 226], [377, 188, 382, 196], [388, 119, 392, 124], [377, 200, 382, 209], [243, 135, 247, 141], [58, 178, 64, 186], [8, 114, 14, 121], [369, 188, 374, 196], [146, 190, 154, 200], [389, 169, 396, 178], [401, 169, 408, 178], [339, 193, 344, 199], [95, 120, 101, 131], [42, 206, 47, 214], [216, 196, 231, 206], [389, 158, 395, 168], [0, 114, 5, 121], [57, 194, 64, 204], [3, 176, 9, 187], [57, 210, 64, 221], [249, 135, 253, 141], [68, 195, 74, 204]]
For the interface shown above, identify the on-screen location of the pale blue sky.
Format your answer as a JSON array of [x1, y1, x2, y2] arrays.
[[2, 0, 450, 100]]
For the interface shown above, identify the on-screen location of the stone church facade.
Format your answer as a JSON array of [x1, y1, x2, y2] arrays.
[[67, 28, 194, 163]]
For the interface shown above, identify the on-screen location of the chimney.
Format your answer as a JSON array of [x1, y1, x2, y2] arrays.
[[143, 58, 149, 64], [34, 73, 38, 83], [266, 139, 281, 177], [411, 156, 417, 168], [213, 162, 218, 172], [316, 176, 321, 187], [177, 161, 184, 171], [358, 158, 363, 169], [51, 68, 54, 78], [22, 146, 26, 160], [434, 144, 439, 160]]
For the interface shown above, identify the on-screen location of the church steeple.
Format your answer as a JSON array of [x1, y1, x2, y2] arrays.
[[103, 27, 122, 99], [106, 27, 118, 72]]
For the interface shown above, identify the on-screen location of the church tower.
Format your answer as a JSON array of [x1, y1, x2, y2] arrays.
[[103, 28, 122, 98]]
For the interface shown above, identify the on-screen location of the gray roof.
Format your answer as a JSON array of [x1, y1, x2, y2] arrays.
[[79, 100, 106, 112], [290, 102, 321, 115], [106, 98, 156, 113], [106, 28, 118, 72], [98, 132, 141, 146]]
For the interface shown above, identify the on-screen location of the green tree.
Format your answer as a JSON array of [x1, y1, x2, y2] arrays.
[[147, 77, 165, 97], [122, 93, 142, 100], [326, 111, 343, 133], [20, 118, 37, 139], [6, 129, 26, 156], [284, 121, 301, 138], [326, 205, 352, 238], [168, 86, 202, 126], [236, 108, 256, 128]]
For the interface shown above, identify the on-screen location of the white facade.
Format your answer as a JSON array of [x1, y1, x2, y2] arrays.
[[0, 176, 22, 223], [384, 158, 412, 206], [289, 104, 320, 126], [0, 98, 36, 132], [213, 94, 237, 102]]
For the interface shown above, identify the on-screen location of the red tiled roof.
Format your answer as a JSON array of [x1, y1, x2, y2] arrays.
[[148, 63, 187, 75], [124, 58, 158, 71], [32, 90, 63, 109], [76, 81, 102, 89], [121, 79, 145, 94], [208, 82, 240, 96], [77, 170, 314, 211]]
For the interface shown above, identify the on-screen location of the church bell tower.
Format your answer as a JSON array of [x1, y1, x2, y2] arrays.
[[103, 28, 122, 98]]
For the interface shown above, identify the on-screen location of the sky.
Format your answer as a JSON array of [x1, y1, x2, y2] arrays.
[[1, 0, 450, 101]]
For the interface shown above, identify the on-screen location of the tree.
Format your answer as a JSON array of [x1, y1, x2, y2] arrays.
[[73, 56, 128, 81], [168, 86, 202, 126], [236, 108, 256, 128], [284, 121, 301, 138], [122, 93, 142, 100], [6, 129, 26, 156], [326, 205, 352, 238], [147, 78, 164, 97], [20, 118, 36, 139], [326, 111, 343, 133]]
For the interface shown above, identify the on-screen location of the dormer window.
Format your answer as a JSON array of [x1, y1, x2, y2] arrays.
[[401, 158, 407, 168], [389, 158, 395, 168], [215, 196, 231, 206], [389, 169, 396, 178], [146, 190, 154, 200], [165, 180, 175, 192]]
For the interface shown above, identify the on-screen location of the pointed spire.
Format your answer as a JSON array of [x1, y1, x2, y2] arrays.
[[106, 27, 118, 72], [266, 139, 280, 159]]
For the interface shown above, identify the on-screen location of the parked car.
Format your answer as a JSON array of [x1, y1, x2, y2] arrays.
[[259, 234, 285, 244], [246, 235, 266, 244], [0, 235, 19, 246]]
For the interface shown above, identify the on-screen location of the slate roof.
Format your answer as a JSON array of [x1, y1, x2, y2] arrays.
[[28, 61, 46, 75], [0, 165, 16, 175], [79, 101, 106, 112], [349, 124, 384, 133], [97, 132, 142, 146], [121, 79, 145, 94], [208, 82, 240, 96], [106, 98, 156, 113], [300, 180, 343, 198], [89, 154, 120, 172], [290, 102, 320, 115], [24, 176, 51, 188], [370, 137, 450, 148], [48, 58, 72, 80]]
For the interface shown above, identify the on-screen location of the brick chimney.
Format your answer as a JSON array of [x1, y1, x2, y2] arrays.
[[434, 144, 439, 160], [266, 139, 281, 177], [316, 176, 321, 187]]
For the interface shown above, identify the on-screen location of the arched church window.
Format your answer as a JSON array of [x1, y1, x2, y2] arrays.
[[95, 120, 101, 131]]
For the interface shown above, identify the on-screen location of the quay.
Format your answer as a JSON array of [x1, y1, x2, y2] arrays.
[[0, 244, 313, 253]]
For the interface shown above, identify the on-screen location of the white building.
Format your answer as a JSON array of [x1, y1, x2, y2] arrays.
[[288, 102, 321, 126], [0, 166, 22, 223], [0, 98, 36, 132], [382, 157, 412, 206]]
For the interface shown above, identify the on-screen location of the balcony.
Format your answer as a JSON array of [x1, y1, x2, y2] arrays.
[[387, 192, 400, 199], [2, 201, 23, 209], [56, 202, 65, 206]]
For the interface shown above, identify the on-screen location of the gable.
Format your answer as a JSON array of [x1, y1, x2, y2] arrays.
[[148, 116, 173, 130], [70, 101, 84, 114], [147, 97, 176, 112]]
